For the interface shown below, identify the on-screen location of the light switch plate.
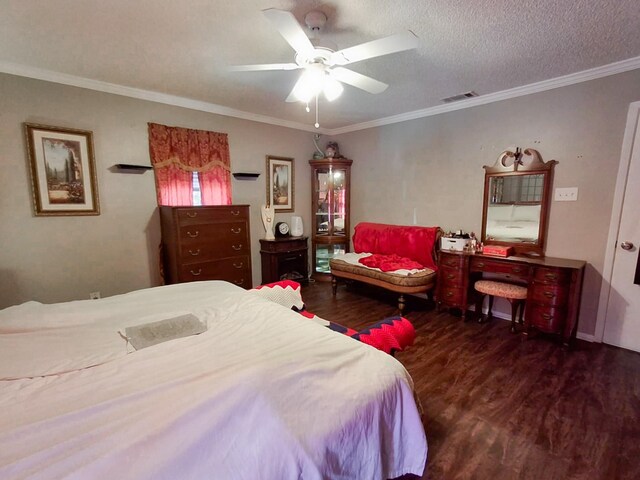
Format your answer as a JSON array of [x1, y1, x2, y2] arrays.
[[554, 187, 578, 201]]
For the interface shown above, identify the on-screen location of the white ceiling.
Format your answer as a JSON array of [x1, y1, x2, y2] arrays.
[[1, 0, 639, 133]]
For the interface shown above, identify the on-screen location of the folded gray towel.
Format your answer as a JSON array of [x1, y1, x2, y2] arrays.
[[122, 314, 207, 350]]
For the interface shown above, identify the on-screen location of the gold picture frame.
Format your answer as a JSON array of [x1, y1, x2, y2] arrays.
[[24, 123, 100, 216], [266, 155, 294, 212]]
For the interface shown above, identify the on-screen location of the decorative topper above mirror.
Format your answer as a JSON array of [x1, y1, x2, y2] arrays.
[[481, 148, 558, 256]]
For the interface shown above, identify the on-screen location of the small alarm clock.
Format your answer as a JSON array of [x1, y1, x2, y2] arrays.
[[275, 221, 290, 237]]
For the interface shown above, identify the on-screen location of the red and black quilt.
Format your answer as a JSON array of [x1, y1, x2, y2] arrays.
[[251, 280, 415, 355]]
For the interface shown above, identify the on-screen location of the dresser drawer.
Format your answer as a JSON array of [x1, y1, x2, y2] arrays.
[[179, 222, 248, 246], [179, 238, 249, 259], [533, 267, 571, 284], [180, 243, 250, 264], [438, 286, 465, 305], [439, 266, 465, 287], [439, 252, 465, 268], [260, 238, 307, 253], [178, 256, 251, 287], [470, 257, 529, 277], [175, 206, 248, 225], [528, 282, 569, 307], [526, 305, 566, 333]]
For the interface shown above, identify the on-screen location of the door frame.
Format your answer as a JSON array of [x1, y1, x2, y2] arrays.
[[595, 101, 640, 342]]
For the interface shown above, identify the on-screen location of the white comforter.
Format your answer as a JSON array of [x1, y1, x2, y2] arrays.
[[0, 281, 427, 480]]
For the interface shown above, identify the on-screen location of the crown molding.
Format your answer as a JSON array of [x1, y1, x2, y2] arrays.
[[326, 55, 640, 135], [0, 60, 329, 134], [2, 56, 639, 136]]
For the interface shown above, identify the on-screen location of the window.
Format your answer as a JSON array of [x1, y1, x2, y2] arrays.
[[192, 172, 202, 206]]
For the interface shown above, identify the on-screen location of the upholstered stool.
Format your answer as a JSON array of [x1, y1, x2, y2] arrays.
[[474, 280, 528, 333]]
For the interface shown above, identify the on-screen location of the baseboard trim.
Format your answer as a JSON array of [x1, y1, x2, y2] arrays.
[[472, 307, 595, 342]]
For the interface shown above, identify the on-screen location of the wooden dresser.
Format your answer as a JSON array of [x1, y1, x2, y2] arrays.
[[159, 205, 252, 288], [436, 251, 586, 346]]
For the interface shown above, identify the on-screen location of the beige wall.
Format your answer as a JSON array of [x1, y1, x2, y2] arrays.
[[3, 70, 639, 337], [0, 73, 313, 308], [332, 70, 640, 336]]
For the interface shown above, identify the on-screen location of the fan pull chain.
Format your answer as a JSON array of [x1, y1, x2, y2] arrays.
[[315, 94, 320, 129], [305, 102, 310, 113]]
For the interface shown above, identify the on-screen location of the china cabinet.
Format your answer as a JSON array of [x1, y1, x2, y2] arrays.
[[309, 157, 352, 280]]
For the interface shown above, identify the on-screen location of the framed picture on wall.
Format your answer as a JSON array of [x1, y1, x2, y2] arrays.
[[24, 123, 100, 216], [266, 155, 294, 212]]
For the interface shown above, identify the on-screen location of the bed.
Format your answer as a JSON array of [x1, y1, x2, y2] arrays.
[[0, 281, 427, 479]]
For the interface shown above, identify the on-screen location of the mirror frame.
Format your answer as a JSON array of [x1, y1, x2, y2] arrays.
[[481, 148, 558, 256]]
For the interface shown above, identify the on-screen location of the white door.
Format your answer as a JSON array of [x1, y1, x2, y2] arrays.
[[602, 103, 640, 351]]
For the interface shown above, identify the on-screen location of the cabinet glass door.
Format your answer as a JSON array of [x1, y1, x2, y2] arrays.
[[314, 243, 347, 274], [314, 166, 348, 236], [315, 167, 330, 235], [332, 168, 347, 236]]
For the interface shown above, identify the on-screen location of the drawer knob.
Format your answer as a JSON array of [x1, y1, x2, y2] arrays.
[[544, 273, 557, 280], [232, 244, 242, 251], [231, 227, 241, 234], [190, 269, 202, 276], [187, 230, 199, 238], [542, 313, 552, 320], [446, 291, 453, 297], [233, 262, 244, 269], [188, 249, 201, 256], [544, 291, 555, 298], [447, 273, 455, 279], [233, 279, 244, 285], [476, 262, 485, 268], [512, 267, 522, 273], [186, 212, 197, 218], [230, 210, 240, 216]]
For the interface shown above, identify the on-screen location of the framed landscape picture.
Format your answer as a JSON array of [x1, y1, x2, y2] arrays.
[[24, 123, 100, 216], [266, 155, 294, 212]]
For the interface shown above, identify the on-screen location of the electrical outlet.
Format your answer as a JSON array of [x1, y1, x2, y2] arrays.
[[554, 187, 578, 202], [89, 291, 101, 300]]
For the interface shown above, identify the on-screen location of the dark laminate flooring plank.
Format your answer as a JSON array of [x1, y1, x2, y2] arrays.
[[301, 282, 640, 480]]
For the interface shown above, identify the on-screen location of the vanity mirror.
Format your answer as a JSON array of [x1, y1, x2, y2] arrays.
[[481, 148, 557, 256]]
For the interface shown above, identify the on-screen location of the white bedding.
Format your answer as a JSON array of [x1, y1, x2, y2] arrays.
[[485, 220, 539, 242], [0, 281, 427, 479]]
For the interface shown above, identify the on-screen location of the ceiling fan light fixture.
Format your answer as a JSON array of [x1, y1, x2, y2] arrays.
[[292, 66, 325, 102], [323, 76, 343, 102]]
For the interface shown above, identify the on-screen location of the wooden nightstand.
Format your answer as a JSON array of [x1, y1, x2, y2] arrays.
[[260, 237, 309, 285]]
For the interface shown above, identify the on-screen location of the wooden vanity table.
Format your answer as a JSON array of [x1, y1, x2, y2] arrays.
[[437, 251, 585, 346], [437, 148, 586, 346]]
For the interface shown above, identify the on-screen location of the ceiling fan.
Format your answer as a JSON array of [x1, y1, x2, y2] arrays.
[[231, 9, 419, 125]]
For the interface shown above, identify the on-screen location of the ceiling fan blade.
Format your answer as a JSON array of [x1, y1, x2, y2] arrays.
[[262, 8, 315, 59], [228, 63, 300, 72], [330, 68, 388, 94], [330, 31, 419, 66]]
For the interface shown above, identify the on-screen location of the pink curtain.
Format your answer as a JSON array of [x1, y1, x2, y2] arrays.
[[148, 123, 232, 206]]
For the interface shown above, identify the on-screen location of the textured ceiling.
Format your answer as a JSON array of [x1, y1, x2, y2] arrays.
[[1, 0, 639, 131]]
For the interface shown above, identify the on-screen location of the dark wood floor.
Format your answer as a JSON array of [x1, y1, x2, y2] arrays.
[[301, 281, 640, 480]]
